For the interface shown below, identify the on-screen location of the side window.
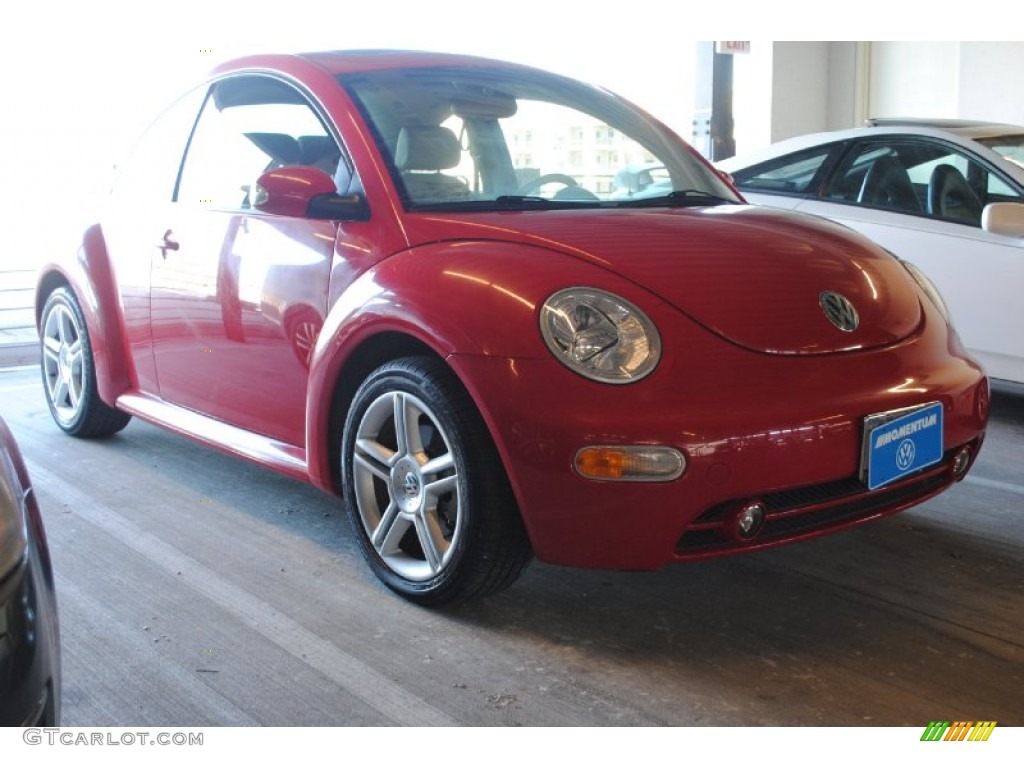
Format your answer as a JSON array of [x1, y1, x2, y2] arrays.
[[113, 86, 206, 202], [177, 76, 344, 211], [731, 146, 836, 195], [824, 138, 1003, 227], [917, 147, 989, 225], [973, 135, 1024, 201], [987, 173, 1019, 198], [822, 143, 922, 210]]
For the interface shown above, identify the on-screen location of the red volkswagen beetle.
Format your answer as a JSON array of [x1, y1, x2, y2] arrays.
[[36, 51, 988, 604]]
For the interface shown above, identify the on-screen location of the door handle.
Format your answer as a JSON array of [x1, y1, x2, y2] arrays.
[[157, 230, 179, 258]]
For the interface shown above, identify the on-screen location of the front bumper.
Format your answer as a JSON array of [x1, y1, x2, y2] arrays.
[[674, 441, 982, 556], [451, 318, 989, 570]]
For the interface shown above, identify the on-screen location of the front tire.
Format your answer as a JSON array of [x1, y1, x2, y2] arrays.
[[341, 357, 531, 606], [39, 287, 131, 437]]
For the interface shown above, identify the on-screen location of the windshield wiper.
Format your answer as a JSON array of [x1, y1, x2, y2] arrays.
[[493, 195, 600, 209], [408, 196, 601, 212], [614, 189, 739, 208], [408, 191, 735, 213], [494, 195, 556, 206]]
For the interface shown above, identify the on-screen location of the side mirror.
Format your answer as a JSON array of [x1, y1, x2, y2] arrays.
[[253, 166, 369, 221], [981, 202, 1024, 238]]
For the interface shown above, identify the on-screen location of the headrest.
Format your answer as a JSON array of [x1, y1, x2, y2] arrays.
[[245, 132, 301, 165], [394, 126, 461, 171], [859, 155, 920, 211], [298, 135, 338, 166]]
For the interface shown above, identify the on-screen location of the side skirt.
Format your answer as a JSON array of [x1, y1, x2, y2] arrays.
[[116, 392, 309, 483]]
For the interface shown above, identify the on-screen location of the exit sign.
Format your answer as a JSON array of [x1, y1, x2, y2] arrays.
[[715, 41, 751, 55]]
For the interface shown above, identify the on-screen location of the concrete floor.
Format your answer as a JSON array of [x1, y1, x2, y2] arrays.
[[1, 364, 1021, 726]]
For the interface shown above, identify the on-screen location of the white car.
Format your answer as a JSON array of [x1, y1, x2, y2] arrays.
[[719, 119, 1024, 388]]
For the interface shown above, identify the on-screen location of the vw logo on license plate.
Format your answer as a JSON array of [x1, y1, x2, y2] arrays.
[[862, 402, 944, 490]]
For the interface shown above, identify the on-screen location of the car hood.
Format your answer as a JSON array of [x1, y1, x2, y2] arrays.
[[402, 205, 922, 356]]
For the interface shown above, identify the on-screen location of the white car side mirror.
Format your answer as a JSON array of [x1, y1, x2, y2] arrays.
[[981, 202, 1024, 238]]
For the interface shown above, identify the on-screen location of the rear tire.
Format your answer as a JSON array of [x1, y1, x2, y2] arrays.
[[341, 356, 531, 606], [39, 287, 131, 437]]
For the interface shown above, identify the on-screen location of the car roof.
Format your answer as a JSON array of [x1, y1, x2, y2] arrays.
[[213, 49, 538, 78], [717, 119, 1024, 173], [865, 117, 1024, 139]]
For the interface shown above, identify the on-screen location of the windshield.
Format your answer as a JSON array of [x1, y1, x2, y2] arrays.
[[340, 66, 739, 210], [978, 134, 1024, 171]]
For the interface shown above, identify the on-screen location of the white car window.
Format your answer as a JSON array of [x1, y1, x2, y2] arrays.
[[823, 139, 1000, 226], [824, 143, 925, 213], [978, 134, 1024, 171], [906, 152, 968, 186], [730, 146, 835, 194], [987, 174, 1020, 198]]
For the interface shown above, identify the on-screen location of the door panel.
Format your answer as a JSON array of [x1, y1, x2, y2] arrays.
[[150, 211, 335, 446], [149, 74, 348, 446]]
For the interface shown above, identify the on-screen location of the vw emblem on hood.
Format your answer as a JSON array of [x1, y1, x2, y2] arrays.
[[819, 291, 859, 332]]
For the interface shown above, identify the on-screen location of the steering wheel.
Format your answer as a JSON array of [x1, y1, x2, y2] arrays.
[[517, 173, 581, 196]]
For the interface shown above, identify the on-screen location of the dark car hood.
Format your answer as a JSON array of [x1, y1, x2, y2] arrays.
[[402, 205, 922, 355]]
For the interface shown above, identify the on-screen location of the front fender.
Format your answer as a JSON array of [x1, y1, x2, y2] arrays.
[[303, 239, 635, 491], [36, 224, 133, 406], [325, 240, 596, 359]]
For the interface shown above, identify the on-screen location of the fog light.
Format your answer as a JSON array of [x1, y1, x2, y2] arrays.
[[574, 446, 685, 482], [732, 501, 766, 540], [952, 446, 972, 480]]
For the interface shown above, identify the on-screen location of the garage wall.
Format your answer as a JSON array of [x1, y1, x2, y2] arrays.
[[733, 41, 863, 155], [827, 43, 866, 130], [770, 42, 832, 143], [870, 42, 1024, 125], [868, 42, 960, 118], [956, 43, 1024, 125], [736, 41, 1024, 155]]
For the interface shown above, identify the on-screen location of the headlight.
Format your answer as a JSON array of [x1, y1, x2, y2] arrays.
[[540, 287, 661, 383], [901, 260, 951, 323], [0, 451, 28, 578]]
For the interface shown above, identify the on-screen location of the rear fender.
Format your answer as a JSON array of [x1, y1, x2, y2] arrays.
[[36, 224, 133, 406]]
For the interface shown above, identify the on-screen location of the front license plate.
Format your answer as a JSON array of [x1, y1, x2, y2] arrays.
[[862, 402, 944, 491]]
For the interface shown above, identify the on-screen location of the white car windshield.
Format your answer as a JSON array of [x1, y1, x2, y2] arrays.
[[979, 134, 1024, 170], [340, 66, 739, 210]]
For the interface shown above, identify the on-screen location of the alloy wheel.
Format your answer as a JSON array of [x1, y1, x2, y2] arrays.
[[351, 390, 462, 582], [41, 302, 86, 427]]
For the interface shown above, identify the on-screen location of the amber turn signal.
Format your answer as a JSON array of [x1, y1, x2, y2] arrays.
[[574, 446, 685, 482]]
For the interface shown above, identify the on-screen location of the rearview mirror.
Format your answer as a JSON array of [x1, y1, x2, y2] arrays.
[[981, 202, 1024, 238]]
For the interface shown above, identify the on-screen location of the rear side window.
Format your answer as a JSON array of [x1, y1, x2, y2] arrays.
[[731, 146, 836, 195], [113, 86, 206, 202]]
